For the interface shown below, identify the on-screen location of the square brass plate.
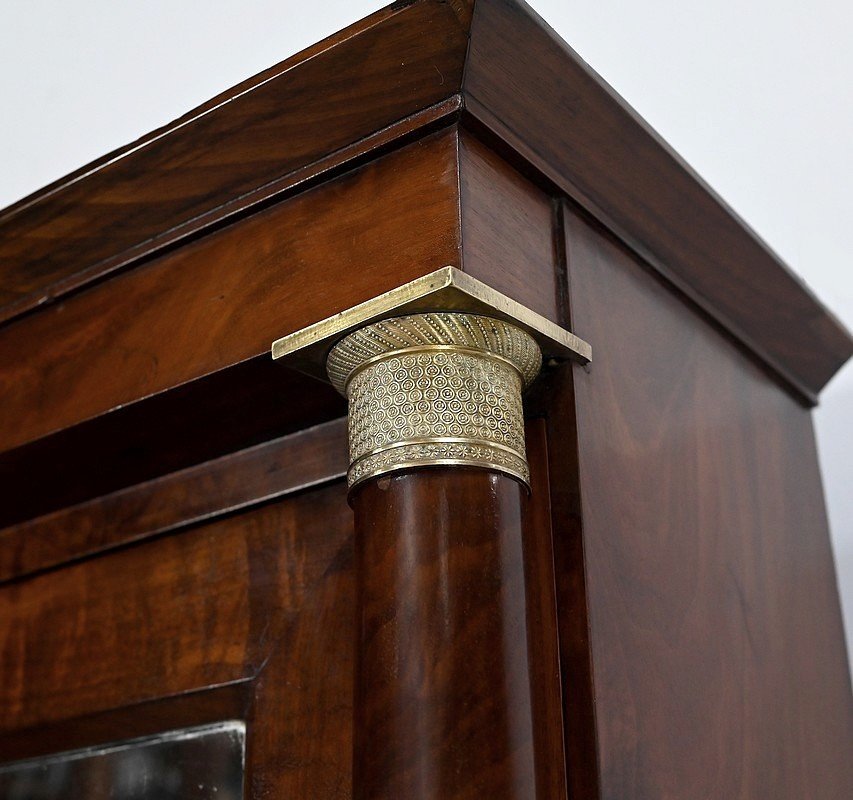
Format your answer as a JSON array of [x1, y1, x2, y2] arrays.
[[271, 266, 591, 385]]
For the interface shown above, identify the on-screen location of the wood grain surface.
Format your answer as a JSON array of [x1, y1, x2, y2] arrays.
[[458, 130, 561, 324], [351, 469, 537, 799], [0, 481, 351, 734], [1, 0, 847, 398], [562, 203, 853, 798], [0, 474, 358, 796], [0, 0, 469, 321], [0, 357, 344, 531], [525, 373, 602, 800], [523, 420, 571, 800], [0, 683, 252, 763], [248, 495, 356, 797], [0, 418, 347, 583], [463, 0, 852, 400], [0, 3, 850, 796], [0, 129, 460, 455]]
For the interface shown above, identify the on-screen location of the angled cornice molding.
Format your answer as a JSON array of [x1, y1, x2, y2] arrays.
[[0, 0, 848, 399]]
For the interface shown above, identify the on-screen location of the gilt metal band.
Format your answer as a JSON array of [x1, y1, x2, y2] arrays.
[[271, 268, 591, 490], [327, 313, 542, 489]]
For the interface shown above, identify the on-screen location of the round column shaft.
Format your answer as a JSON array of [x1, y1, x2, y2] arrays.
[[353, 469, 535, 799], [327, 312, 543, 800]]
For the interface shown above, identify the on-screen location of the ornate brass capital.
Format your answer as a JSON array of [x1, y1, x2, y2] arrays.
[[328, 313, 541, 488], [271, 267, 591, 491]]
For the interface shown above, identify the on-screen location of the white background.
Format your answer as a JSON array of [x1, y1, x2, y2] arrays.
[[1, 1, 851, 668]]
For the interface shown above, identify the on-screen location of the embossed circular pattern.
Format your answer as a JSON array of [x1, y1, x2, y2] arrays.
[[328, 313, 541, 489], [326, 312, 541, 394]]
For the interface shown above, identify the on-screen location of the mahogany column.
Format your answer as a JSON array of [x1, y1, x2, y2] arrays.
[[271, 269, 592, 800], [329, 312, 541, 799], [352, 469, 533, 798]]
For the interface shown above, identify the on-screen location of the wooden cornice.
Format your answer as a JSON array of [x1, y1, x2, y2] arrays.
[[0, 0, 470, 320], [0, 0, 849, 399]]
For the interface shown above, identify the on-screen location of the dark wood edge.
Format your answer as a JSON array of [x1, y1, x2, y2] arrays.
[[0, 3, 404, 223], [0, 418, 348, 584], [0, 681, 253, 763], [2, 0, 848, 398], [524, 418, 570, 799], [551, 193, 825, 406], [0, 354, 347, 531], [0, 0, 470, 326], [461, 0, 851, 399], [0, 97, 462, 328], [463, 101, 822, 406], [526, 366, 603, 800], [525, 199, 602, 796]]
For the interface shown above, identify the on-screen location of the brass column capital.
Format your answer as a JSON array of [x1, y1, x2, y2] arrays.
[[272, 267, 591, 491], [327, 312, 541, 488]]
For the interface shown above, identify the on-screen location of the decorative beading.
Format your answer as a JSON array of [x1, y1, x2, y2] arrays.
[[326, 313, 542, 489], [326, 313, 541, 394]]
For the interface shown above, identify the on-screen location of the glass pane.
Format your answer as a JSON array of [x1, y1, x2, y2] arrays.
[[0, 721, 244, 800]]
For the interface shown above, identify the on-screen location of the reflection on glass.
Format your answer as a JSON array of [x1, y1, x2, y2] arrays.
[[0, 721, 244, 800]]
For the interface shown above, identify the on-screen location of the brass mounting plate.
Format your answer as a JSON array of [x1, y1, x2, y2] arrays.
[[271, 266, 591, 384]]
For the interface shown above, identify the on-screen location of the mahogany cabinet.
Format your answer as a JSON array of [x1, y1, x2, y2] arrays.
[[0, 1, 851, 798]]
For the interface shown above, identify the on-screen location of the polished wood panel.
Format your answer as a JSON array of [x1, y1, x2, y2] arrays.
[[462, 0, 851, 399], [526, 365, 602, 800], [0, 129, 460, 454], [0, 475, 357, 794], [352, 469, 536, 799], [562, 204, 853, 798], [2, 1, 849, 399], [523, 420, 570, 800], [0, 0, 470, 322], [249, 504, 355, 796], [0, 481, 351, 733], [0, 357, 344, 531], [0, 2, 850, 797], [0, 418, 347, 583], [459, 130, 561, 324]]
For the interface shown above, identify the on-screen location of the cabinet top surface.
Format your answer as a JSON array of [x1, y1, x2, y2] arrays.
[[0, 0, 849, 399]]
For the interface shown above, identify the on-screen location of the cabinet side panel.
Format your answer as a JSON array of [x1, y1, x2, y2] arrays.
[[563, 207, 853, 799]]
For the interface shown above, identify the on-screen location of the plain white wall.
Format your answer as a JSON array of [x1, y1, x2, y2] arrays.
[[2, 0, 851, 668]]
